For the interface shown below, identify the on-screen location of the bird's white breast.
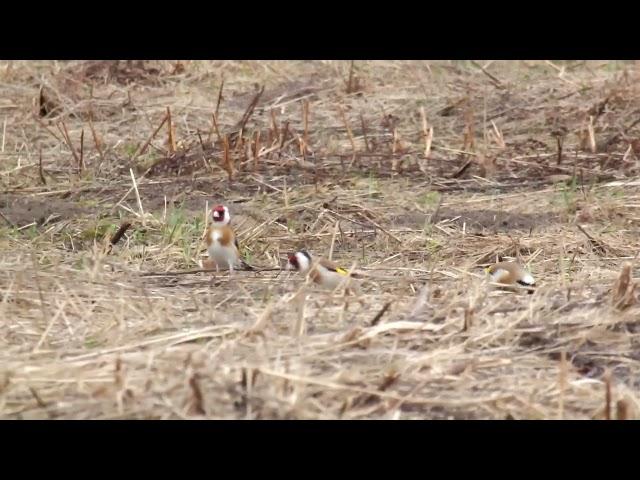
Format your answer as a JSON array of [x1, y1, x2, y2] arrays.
[[490, 268, 510, 283], [207, 229, 238, 270], [211, 230, 223, 244]]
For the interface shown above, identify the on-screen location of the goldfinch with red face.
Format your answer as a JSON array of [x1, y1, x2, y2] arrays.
[[287, 250, 359, 292], [205, 204, 253, 274], [485, 261, 535, 294]]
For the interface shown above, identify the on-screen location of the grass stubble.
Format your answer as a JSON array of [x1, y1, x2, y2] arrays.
[[1, 60, 640, 419]]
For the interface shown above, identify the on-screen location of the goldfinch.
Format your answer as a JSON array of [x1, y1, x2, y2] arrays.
[[485, 261, 535, 294], [205, 204, 253, 274], [287, 250, 359, 292]]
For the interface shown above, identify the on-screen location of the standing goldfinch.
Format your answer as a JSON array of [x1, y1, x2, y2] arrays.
[[485, 261, 535, 293], [287, 250, 359, 292], [205, 204, 253, 274]]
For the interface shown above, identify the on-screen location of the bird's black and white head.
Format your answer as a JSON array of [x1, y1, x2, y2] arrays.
[[288, 250, 312, 273], [211, 204, 230, 226]]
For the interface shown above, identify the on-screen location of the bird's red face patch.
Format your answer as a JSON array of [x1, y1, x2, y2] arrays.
[[288, 254, 299, 269], [212, 205, 226, 222]]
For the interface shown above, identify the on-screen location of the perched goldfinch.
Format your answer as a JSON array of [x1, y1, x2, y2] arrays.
[[485, 261, 535, 293], [205, 204, 253, 273], [287, 250, 358, 292]]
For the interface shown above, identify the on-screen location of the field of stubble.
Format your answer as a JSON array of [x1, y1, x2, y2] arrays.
[[2, 60, 640, 419]]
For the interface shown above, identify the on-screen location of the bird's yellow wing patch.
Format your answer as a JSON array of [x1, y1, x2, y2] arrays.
[[335, 267, 349, 276]]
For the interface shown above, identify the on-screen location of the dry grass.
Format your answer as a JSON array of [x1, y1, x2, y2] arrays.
[[2, 60, 640, 419]]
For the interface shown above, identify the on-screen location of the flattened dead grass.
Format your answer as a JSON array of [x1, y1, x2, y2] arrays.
[[2, 60, 640, 419]]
